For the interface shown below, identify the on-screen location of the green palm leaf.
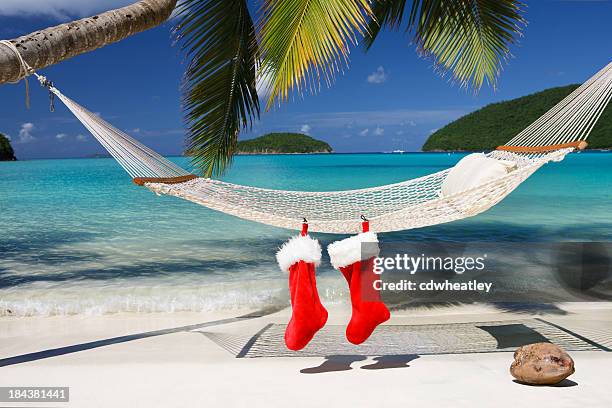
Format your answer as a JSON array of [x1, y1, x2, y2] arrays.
[[259, 0, 372, 110], [366, 0, 526, 91], [174, 0, 260, 177], [364, 0, 408, 38]]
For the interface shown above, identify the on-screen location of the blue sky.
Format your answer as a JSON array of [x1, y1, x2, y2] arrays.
[[0, 0, 610, 159]]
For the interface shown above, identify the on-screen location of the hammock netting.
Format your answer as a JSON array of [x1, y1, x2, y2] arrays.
[[3, 35, 610, 233], [48, 61, 612, 233]]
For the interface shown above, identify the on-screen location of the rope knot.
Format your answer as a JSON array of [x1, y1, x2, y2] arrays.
[[0, 40, 36, 108]]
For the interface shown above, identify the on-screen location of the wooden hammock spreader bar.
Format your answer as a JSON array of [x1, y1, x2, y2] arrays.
[[133, 174, 198, 186], [496, 140, 588, 153]]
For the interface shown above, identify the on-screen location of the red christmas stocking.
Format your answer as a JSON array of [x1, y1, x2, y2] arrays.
[[328, 222, 390, 345], [276, 224, 328, 351]]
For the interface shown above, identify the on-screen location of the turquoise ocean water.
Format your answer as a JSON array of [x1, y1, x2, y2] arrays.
[[1, 152, 611, 316]]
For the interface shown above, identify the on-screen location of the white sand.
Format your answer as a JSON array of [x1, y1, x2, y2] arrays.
[[1, 303, 611, 407]]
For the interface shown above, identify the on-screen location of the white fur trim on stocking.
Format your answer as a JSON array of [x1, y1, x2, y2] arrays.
[[327, 231, 380, 269], [276, 235, 322, 273]]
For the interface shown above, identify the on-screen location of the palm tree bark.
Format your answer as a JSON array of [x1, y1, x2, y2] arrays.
[[0, 0, 177, 85]]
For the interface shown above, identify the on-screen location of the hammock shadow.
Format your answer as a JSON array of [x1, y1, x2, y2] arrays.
[[476, 324, 548, 348], [387, 301, 569, 316], [0, 306, 283, 368]]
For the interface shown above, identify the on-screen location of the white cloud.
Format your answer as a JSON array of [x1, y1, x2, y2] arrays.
[[430, 128, 439, 134], [300, 124, 311, 134], [0, 0, 136, 20], [76, 134, 87, 142], [396, 130, 405, 136], [373, 126, 384, 136], [288, 108, 470, 129], [367, 66, 387, 84], [129, 128, 184, 137], [251, 107, 473, 142], [55, 133, 67, 140], [16, 122, 35, 144]]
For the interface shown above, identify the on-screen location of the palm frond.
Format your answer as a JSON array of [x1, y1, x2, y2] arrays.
[[365, 0, 526, 91], [259, 0, 372, 110], [174, 0, 260, 177], [364, 0, 408, 49]]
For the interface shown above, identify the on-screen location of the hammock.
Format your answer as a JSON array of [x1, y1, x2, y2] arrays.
[[2, 41, 610, 233]]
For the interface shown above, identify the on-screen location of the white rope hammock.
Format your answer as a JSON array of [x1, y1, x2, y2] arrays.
[[2, 40, 610, 233]]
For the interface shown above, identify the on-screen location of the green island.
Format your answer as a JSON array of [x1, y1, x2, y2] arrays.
[[423, 84, 612, 151], [237, 132, 333, 154], [0, 133, 16, 161]]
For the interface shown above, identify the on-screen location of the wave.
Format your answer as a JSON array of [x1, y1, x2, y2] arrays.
[[0, 276, 349, 317]]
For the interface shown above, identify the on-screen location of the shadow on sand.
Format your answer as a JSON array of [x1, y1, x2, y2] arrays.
[[300, 355, 367, 374], [300, 354, 419, 374], [360, 354, 420, 370], [513, 379, 578, 387], [0, 306, 283, 368]]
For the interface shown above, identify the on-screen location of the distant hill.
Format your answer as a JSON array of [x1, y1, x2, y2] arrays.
[[237, 133, 333, 154], [0, 133, 16, 161], [423, 84, 612, 151]]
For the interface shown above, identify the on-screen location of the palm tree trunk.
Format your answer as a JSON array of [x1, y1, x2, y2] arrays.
[[0, 0, 177, 85]]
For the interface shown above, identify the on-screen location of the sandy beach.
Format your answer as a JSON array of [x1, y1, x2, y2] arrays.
[[2, 302, 611, 407]]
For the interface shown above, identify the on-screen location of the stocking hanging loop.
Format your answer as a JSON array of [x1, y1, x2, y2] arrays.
[[301, 218, 308, 236], [361, 215, 369, 233]]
